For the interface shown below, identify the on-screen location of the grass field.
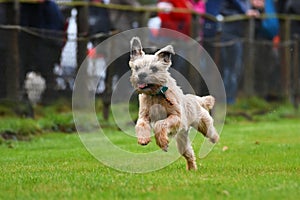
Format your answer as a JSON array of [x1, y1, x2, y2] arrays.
[[0, 118, 299, 199]]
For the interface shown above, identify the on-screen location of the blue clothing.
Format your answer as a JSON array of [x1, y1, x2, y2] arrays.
[[220, 20, 246, 104], [20, 3, 43, 28], [42, 0, 64, 30], [206, 0, 223, 16], [219, 0, 250, 104], [203, 0, 250, 37], [20, 0, 64, 31], [89, 5, 111, 35], [203, 0, 223, 37], [255, 0, 279, 40], [220, 0, 250, 16]]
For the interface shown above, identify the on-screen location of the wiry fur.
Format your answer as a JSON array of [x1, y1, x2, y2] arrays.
[[129, 37, 219, 170]]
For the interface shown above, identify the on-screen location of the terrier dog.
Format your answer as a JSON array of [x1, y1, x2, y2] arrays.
[[129, 37, 219, 170]]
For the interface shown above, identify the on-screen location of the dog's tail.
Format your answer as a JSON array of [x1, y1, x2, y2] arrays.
[[197, 95, 215, 111]]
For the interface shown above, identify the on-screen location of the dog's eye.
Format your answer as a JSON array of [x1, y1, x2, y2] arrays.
[[150, 66, 158, 73], [135, 66, 140, 71]]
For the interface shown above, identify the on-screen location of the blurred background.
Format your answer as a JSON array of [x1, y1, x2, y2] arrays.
[[0, 0, 299, 120]]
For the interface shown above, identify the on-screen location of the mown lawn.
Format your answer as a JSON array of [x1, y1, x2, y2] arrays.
[[0, 119, 299, 199]]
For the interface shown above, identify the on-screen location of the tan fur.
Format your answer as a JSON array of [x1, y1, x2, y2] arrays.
[[129, 37, 219, 170]]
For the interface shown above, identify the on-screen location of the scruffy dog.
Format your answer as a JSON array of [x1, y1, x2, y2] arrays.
[[129, 37, 219, 170]]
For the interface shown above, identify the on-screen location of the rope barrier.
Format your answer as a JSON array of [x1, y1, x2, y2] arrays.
[[0, 24, 118, 42], [1, 0, 300, 22], [203, 37, 296, 48], [1, 0, 300, 43]]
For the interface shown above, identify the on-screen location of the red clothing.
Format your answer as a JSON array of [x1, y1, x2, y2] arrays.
[[158, 0, 192, 36]]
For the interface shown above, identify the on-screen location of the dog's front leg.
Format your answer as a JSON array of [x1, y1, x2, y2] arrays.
[[154, 114, 181, 151], [136, 118, 151, 145], [135, 94, 152, 145]]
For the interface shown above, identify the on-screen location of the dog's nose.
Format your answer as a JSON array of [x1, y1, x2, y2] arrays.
[[138, 73, 147, 80]]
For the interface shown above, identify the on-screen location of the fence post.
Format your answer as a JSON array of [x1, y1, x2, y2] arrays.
[[77, 2, 89, 68], [140, 10, 151, 27], [282, 17, 291, 99], [243, 17, 255, 96], [5, 0, 20, 100], [102, 39, 114, 121], [292, 36, 299, 109], [74, 2, 89, 108]]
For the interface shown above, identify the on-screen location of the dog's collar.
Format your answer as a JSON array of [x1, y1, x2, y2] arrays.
[[151, 86, 173, 105], [149, 86, 168, 96], [156, 86, 168, 96]]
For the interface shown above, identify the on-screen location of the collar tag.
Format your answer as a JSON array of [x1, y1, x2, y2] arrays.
[[158, 86, 168, 95]]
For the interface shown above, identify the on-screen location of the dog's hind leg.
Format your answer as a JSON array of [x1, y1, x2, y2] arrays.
[[197, 108, 219, 143], [176, 130, 197, 170]]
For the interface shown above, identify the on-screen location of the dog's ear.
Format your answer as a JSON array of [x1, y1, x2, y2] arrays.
[[130, 37, 145, 61], [155, 45, 175, 64]]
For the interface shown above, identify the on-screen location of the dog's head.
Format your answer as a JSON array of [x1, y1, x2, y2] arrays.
[[129, 37, 175, 95]]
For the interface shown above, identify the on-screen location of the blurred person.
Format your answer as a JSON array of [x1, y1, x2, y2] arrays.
[[155, 0, 194, 82], [103, 0, 141, 109], [251, 0, 279, 40], [219, 0, 258, 104], [57, 8, 78, 91], [189, 0, 210, 95], [88, 0, 111, 75], [89, 0, 111, 38], [201, 0, 223, 81], [107, 0, 141, 79], [283, 0, 300, 37], [19, 0, 65, 99], [203, 0, 223, 39], [157, 0, 193, 36], [189, 0, 206, 42], [109, 0, 140, 31], [85, 0, 111, 97], [250, 0, 281, 99]]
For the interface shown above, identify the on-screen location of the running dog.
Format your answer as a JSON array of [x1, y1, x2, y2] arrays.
[[129, 37, 219, 170]]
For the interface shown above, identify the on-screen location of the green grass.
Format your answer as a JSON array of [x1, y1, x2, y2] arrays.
[[1, 119, 300, 199]]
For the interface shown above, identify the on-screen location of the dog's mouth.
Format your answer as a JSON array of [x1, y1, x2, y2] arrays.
[[137, 83, 153, 89], [136, 83, 161, 94]]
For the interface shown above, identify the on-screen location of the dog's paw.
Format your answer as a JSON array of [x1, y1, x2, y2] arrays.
[[138, 137, 151, 146], [187, 161, 197, 170], [159, 142, 169, 152], [153, 121, 169, 151], [209, 134, 219, 143], [155, 135, 169, 152], [207, 127, 219, 143]]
